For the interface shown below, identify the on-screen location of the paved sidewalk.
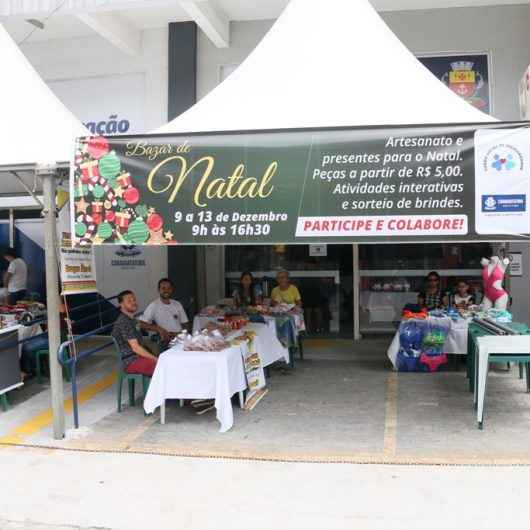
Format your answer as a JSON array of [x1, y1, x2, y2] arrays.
[[1, 446, 530, 530]]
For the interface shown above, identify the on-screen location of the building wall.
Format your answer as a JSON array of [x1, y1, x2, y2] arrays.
[[20, 27, 168, 132]]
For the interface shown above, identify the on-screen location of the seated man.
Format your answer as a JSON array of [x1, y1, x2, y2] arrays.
[[271, 270, 302, 308], [112, 290, 164, 376], [141, 278, 190, 340]]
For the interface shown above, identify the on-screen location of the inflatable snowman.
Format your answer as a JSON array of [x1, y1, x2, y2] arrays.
[[481, 256, 510, 310]]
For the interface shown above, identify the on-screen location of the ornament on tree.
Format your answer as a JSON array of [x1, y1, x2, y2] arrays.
[[115, 211, 131, 229], [105, 210, 116, 223], [123, 187, 140, 205], [126, 218, 149, 244], [80, 160, 99, 183], [97, 221, 113, 240], [117, 172, 132, 188], [87, 136, 109, 159], [98, 151, 121, 180], [147, 212, 163, 232]]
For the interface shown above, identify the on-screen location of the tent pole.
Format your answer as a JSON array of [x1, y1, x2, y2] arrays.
[[39, 165, 65, 439], [8, 209, 14, 246], [353, 244, 361, 341]]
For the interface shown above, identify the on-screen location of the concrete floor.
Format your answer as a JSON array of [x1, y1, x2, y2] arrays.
[[2, 446, 530, 530], [3, 336, 530, 463]]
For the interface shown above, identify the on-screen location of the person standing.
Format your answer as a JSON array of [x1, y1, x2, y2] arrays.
[[2, 248, 27, 305], [141, 278, 190, 339]]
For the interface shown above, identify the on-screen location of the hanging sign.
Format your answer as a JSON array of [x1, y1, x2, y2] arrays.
[[71, 122, 530, 245], [310, 244, 327, 257], [60, 233, 98, 294], [509, 252, 523, 277]]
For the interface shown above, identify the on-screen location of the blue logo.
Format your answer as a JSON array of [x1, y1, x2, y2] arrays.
[[491, 154, 516, 171], [483, 143, 524, 173], [482, 194, 526, 212]]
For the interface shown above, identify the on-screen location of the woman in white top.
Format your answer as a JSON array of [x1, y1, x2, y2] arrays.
[[3, 248, 27, 305]]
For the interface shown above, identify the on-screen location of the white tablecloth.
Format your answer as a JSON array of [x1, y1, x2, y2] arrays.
[[192, 316, 290, 367], [360, 291, 418, 322], [143, 343, 247, 432], [387, 316, 470, 368]]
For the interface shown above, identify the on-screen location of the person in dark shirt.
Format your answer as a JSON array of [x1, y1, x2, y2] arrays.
[[417, 271, 449, 310], [112, 290, 166, 376]]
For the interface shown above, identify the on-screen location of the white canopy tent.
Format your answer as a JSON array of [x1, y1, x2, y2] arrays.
[[153, 0, 497, 342], [156, 0, 495, 135], [0, 23, 88, 439], [0, 23, 87, 201]]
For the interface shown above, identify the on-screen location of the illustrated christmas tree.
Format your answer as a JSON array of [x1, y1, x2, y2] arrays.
[[74, 136, 176, 245]]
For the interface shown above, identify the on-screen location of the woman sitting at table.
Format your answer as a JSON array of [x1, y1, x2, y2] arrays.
[[271, 270, 302, 308], [417, 271, 449, 310], [233, 271, 263, 308]]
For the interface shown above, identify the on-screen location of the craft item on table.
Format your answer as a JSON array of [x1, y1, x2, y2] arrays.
[[481, 256, 510, 310], [268, 303, 294, 314], [403, 281, 411, 292], [382, 283, 392, 291], [204, 321, 232, 337], [393, 282, 403, 292], [419, 353, 448, 372], [200, 306, 222, 317], [223, 316, 249, 330], [402, 308, 428, 320], [176, 330, 230, 351], [372, 283, 382, 292]]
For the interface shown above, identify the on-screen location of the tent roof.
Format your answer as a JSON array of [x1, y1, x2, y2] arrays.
[[156, 0, 494, 135], [0, 23, 87, 173]]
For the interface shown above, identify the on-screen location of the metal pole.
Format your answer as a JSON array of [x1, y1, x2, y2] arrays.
[[39, 165, 65, 439], [353, 244, 361, 341], [8, 209, 14, 247]]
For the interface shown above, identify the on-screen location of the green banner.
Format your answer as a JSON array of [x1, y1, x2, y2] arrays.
[[72, 122, 530, 245]]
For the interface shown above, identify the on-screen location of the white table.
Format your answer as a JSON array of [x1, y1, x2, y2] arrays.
[[193, 316, 290, 367], [475, 335, 530, 428], [361, 291, 418, 323], [387, 316, 470, 369], [143, 343, 248, 432]]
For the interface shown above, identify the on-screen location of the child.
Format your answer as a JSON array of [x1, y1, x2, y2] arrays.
[[453, 279, 475, 309]]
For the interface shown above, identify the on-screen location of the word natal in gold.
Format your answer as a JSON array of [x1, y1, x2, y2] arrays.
[[147, 156, 277, 207]]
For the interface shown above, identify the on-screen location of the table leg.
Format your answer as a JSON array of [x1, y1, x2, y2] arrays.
[[239, 391, 245, 409], [473, 347, 478, 408], [160, 400, 166, 425], [477, 350, 489, 429]]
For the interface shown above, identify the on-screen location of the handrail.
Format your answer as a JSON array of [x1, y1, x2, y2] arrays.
[[56, 321, 116, 429], [67, 294, 119, 314]]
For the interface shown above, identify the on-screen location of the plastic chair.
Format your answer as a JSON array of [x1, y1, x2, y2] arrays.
[[35, 349, 71, 385], [0, 393, 8, 412], [112, 337, 151, 412]]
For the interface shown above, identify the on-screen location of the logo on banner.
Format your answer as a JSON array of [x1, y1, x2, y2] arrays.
[[481, 195, 526, 213], [482, 144, 524, 173], [111, 246, 146, 269], [442, 61, 486, 109]]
